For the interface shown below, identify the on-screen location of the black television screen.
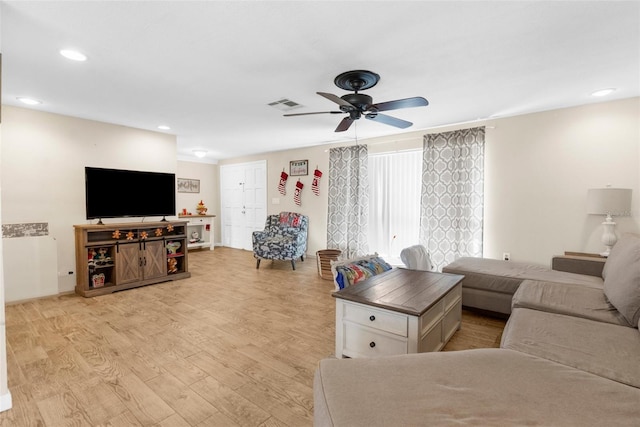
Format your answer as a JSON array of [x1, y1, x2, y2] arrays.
[[85, 167, 176, 220]]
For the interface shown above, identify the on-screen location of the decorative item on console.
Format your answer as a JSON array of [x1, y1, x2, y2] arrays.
[[112, 230, 121, 239], [91, 273, 105, 288], [93, 247, 112, 267], [140, 231, 148, 240], [126, 231, 135, 240], [166, 241, 182, 254], [190, 231, 202, 244], [196, 200, 208, 215], [155, 228, 163, 237], [167, 258, 178, 273]]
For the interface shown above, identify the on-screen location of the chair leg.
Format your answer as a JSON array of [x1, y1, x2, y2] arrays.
[[256, 259, 261, 269], [300, 255, 304, 262], [291, 260, 296, 270]]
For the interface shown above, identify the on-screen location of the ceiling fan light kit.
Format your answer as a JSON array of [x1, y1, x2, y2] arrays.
[[285, 70, 428, 132]]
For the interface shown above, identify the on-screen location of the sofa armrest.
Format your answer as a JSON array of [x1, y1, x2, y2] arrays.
[[551, 255, 606, 277]]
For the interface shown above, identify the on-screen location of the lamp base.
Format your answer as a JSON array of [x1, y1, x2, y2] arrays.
[[600, 215, 617, 258]]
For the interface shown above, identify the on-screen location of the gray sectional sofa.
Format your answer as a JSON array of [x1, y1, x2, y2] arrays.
[[313, 233, 640, 426]]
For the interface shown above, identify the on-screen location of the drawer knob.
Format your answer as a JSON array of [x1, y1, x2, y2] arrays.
[[369, 315, 375, 321], [369, 341, 376, 348]]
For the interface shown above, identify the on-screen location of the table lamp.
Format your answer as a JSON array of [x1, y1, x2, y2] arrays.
[[587, 187, 632, 256]]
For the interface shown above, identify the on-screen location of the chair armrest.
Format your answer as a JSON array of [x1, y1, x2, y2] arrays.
[[252, 231, 268, 244], [293, 231, 307, 246], [551, 255, 606, 277]]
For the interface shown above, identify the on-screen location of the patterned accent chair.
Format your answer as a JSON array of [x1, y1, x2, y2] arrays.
[[252, 212, 309, 270]]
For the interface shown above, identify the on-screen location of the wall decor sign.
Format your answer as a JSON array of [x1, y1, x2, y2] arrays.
[[177, 178, 200, 193], [290, 159, 308, 176], [2, 222, 49, 238]]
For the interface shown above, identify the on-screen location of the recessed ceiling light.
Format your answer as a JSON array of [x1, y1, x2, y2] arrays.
[[60, 49, 87, 61], [193, 150, 207, 158], [157, 125, 171, 130], [591, 88, 616, 97], [17, 97, 43, 105]]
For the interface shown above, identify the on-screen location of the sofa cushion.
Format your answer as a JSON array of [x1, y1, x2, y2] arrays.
[[331, 254, 392, 291], [512, 279, 630, 326], [501, 308, 640, 387], [602, 233, 640, 326], [314, 348, 640, 427], [443, 257, 603, 295]]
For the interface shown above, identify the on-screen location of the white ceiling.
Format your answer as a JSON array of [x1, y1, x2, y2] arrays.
[[1, 1, 639, 162]]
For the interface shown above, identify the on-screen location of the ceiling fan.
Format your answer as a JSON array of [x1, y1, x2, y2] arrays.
[[284, 70, 429, 132]]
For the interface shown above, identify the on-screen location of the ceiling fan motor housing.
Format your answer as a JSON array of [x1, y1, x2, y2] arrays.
[[340, 93, 373, 112]]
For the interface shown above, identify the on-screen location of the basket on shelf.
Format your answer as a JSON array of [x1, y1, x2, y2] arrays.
[[316, 249, 342, 281]]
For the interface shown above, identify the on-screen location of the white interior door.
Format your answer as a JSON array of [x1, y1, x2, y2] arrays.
[[220, 160, 267, 250]]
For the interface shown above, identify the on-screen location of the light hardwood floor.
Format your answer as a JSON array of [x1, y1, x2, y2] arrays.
[[0, 247, 506, 426]]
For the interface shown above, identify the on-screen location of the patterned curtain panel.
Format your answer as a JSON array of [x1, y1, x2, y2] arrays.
[[420, 127, 485, 271], [327, 145, 369, 258]]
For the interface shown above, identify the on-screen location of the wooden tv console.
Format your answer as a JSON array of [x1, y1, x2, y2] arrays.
[[74, 221, 191, 297]]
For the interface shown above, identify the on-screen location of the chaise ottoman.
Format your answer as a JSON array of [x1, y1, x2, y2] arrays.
[[442, 257, 603, 314]]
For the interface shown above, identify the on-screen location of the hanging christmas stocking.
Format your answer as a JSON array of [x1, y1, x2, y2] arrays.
[[278, 171, 288, 195], [312, 168, 322, 196], [294, 180, 304, 206]]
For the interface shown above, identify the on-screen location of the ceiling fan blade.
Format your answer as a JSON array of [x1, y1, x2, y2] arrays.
[[371, 97, 429, 112], [335, 117, 354, 132], [283, 111, 343, 117], [317, 92, 355, 108], [365, 112, 412, 129]]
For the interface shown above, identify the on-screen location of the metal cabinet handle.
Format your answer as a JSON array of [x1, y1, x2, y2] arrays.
[[369, 342, 376, 348], [369, 315, 375, 321]]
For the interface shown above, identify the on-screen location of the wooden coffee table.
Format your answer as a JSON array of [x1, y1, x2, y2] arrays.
[[333, 268, 464, 358]]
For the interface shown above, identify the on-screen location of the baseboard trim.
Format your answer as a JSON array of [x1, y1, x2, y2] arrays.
[[0, 391, 12, 412]]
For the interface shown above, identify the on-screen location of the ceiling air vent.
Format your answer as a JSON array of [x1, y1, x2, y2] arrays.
[[268, 98, 303, 112]]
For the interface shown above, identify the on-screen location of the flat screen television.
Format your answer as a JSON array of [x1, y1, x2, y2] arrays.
[[85, 167, 176, 220]]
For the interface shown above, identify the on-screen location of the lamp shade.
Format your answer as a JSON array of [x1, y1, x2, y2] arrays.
[[587, 188, 632, 216]]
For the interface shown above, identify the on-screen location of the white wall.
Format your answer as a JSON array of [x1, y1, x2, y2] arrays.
[[1, 106, 178, 297], [484, 97, 640, 263], [220, 97, 640, 266], [176, 160, 219, 241]]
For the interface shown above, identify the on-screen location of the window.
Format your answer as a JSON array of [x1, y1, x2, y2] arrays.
[[368, 150, 422, 258]]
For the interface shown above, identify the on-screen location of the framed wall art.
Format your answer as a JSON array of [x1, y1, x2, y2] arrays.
[[177, 178, 200, 193], [290, 159, 308, 176]]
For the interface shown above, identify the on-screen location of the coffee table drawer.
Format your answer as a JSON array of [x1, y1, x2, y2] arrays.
[[444, 283, 462, 310], [443, 299, 462, 341], [342, 302, 408, 337], [343, 323, 407, 358], [420, 319, 444, 352]]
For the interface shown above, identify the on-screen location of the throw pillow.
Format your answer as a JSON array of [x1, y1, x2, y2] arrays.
[[602, 233, 640, 326], [279, 212, 301, 227], [331, 254, 393, 291]]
